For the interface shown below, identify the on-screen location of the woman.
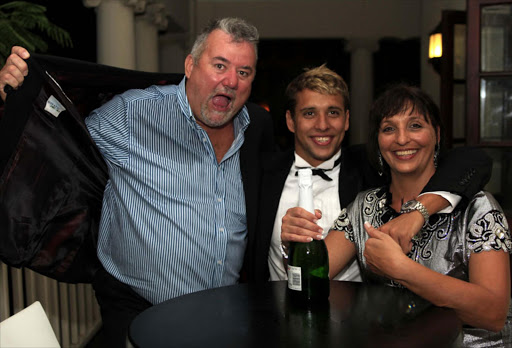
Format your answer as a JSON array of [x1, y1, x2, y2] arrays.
[[281, 84, 511, 347]]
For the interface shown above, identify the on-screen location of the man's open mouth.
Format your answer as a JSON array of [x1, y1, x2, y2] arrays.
[[212, 94, 232, 109]]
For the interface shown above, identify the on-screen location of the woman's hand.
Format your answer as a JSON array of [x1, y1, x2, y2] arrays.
[[377, 213, 420, 253], [281, 207, 323, 244], [363, 222, 410, 279]]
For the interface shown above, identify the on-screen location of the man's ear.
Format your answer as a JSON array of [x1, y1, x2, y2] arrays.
[[345, 109, 350, 131], [184, 55, 194, 78], [285, 110, 296, 133]]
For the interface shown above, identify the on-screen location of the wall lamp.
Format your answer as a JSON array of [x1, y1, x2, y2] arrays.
[[428, 23, 442, 73]]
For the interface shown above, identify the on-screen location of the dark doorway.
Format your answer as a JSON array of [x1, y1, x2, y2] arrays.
[[374, 37, 421, 97]]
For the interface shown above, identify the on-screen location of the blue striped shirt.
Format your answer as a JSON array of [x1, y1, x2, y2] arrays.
[[85, 77, 250, 304]]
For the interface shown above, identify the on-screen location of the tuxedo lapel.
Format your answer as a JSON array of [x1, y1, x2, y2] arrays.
[[240, 102, 276, 236], [338, 144, 385, 209], [338, 149, 363, 208], [239, 102, 276, 282], [260, 150, 294, 228], [247, 150, 293, 282]]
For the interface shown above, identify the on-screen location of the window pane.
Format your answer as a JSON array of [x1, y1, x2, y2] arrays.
[[480, 77, 512, 142], [453, 24, 466, 80], [453, 83, 466, 143], [481, 5, 512, 72]]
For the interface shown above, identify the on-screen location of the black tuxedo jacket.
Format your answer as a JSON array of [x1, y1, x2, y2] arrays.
[[246, 144, 492, 282], [0, 54, 274, 283]]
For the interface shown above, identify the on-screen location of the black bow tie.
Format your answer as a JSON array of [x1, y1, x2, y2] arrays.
[[295, 156, 342, 182]]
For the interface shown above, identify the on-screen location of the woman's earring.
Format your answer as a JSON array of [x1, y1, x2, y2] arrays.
[[433, 143, 440, 168], [377, 152, 384, 176]]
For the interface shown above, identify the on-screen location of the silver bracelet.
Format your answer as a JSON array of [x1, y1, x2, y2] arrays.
[[280, 242, 289, 259]]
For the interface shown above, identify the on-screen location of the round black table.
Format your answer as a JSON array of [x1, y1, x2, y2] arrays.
[[129, 281, 462, 348]]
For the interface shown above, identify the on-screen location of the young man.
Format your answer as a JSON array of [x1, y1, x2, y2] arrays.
[[0, 18, 274, 346], [246, 65, 492, 283]]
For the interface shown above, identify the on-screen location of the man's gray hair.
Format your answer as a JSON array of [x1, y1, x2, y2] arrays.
[[190, 17, 259, 64]]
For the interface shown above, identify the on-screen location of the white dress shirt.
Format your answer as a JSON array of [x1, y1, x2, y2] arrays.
[[268, 150, 362, 282]]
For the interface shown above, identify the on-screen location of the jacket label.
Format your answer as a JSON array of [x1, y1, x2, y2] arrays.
[[44, 95, 66, 118]]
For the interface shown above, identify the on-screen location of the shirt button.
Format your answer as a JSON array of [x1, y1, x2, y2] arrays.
[[219, 228, 224, 233], [217, 260, 223, 265], [217, 198, 222, 202]]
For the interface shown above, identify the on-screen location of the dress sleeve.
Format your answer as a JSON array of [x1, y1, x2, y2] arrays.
[[330, 190, 372, 244], [465, 192, 511, 254], [331, 207, 355, 242]]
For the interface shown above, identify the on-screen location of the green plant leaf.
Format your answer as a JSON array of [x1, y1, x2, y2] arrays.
[[0, 1, 72, 65]]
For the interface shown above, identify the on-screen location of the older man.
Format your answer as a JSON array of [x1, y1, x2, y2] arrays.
[[0, 17, 274, 347]]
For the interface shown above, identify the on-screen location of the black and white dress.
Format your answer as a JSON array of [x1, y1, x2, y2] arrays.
[[332, 187, 512, 347]]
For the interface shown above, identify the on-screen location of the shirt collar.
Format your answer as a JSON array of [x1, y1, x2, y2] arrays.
[[293, 149, 342, 170], [177, 76, 250, 131], [177, 77, 193, 121]]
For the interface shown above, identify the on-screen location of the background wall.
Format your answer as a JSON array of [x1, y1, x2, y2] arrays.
[[30, 0, 468, 146], [177, 0, 466, 146]]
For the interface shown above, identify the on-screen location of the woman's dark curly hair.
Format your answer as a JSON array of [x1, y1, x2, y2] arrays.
[[367, 83, 444, 180]]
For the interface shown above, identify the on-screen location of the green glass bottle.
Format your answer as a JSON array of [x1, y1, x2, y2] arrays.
[[287, 169, 330, 304]]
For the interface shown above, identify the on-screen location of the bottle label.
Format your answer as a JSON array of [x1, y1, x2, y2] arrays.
[[287, 265, 302, 291]]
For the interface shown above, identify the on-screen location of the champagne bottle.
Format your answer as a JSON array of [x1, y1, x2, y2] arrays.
[[287, 168, 330, 304]]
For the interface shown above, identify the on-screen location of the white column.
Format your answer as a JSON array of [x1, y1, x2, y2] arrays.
[[83, 0, 147, 69], [135, 2, 168, 72], [346, 38, 379, 145]]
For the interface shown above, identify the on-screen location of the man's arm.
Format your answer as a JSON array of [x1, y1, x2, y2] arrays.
[[423, 146, 492, 199], [379, 193, 449, 252], [378, 147, 492, 253]]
